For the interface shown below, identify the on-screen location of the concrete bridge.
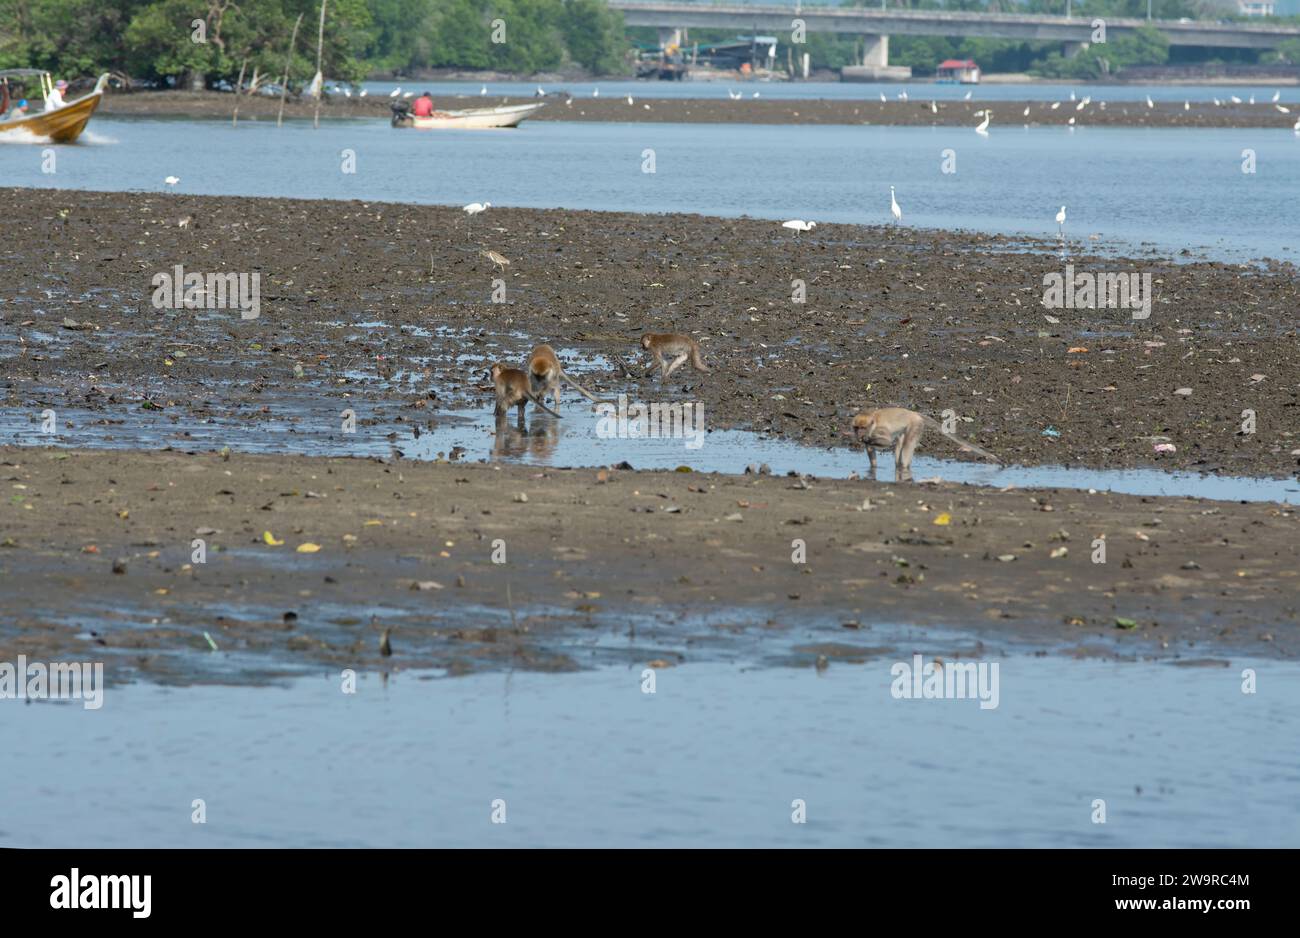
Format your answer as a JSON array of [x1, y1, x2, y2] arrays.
[[610, 2, 1300, 79]]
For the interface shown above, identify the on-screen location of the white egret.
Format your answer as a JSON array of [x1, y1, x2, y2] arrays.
[[1184, 100, 1189, 110], [889, 186, 902, 224], [480, 85, 488, 96], [781, 220, 816, 235], [879, 92, 886, 102], [1067, 116, 1076, 126], [536, 85, 546, 97], [627, 95, 634, 105], [752, 91, 760, 98], [1023, 105, 1031, 117], [975, 111, 990, 135], [359, 90, 367, 97], [1050, 101, 1060, 110], [1146, 95, 1154, 108], [389, 87, 401, 98], [1249, 94, 1255, 105], [1272, 90, 1281, 102], [164, 176, 180, 190], [1293, 117, 1300, 133], [1070, 90, 1076, 101], [1055, 205, 1066, 238], [1278, 104, 1291, 114], [1230, 95, 1241, 104], [403, 91, 413, 99], [964, 90, 972, 100], [463, 202, 490, 241], [929, 100, 937, 113], [592, 87, 599, 97]]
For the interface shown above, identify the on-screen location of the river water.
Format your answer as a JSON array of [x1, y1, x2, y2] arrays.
[[3, 116, 1296, 261], [3, 654, 1295, 847]]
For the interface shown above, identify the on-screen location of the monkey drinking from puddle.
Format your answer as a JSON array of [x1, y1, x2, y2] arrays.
[[526, 343, 610, 410], [640, 333, 711, 380], [850, 407, 997, 472], [489, 362, 563, 423]]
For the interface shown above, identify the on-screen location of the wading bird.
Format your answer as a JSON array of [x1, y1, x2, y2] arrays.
[[389, 87, 401, 98], [1146, 95, 1154, 108], [164, 176, 180, 190], [975, 111, 990, 135], [890, 186, 902, 224], [781, 219, 816, 236], [1055, 205, 1067, 238], [463, 202, 490, 239], [480, 85, 488, 96]]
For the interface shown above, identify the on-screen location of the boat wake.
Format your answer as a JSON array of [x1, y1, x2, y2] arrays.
[[0, 127, 51, 145]]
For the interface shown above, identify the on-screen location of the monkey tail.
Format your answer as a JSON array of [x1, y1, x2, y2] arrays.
[[691, 344, 711, 373], [919, 415, 998, 463], [560, 370, 614, 405], [526, 392, 564, 419]]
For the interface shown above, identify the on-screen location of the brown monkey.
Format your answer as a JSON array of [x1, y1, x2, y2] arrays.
[[850, 407, 997, 471], [526, 343, 610, 410], [640, 333, 711, 380], [489, 363, 563, 422]]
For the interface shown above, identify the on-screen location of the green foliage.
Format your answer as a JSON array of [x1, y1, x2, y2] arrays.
[[0, 0, 631, 82]]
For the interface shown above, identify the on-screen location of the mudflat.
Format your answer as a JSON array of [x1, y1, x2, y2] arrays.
[[1, 447, 1296, 687], [96, 89, 1300, 129], [1, 188, 1297, 681]]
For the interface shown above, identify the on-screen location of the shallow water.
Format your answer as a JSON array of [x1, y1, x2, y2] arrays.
[[4, 117, 1298, 261], [2, 655, 1294, 847], [4, 400, 1295, 503]]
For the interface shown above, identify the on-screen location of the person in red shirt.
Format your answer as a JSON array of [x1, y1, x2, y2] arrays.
[[412, 92, 434, 118]]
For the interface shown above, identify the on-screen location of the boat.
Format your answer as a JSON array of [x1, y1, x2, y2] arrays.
[[391, 101, 544, 130], [0, 71, 109, 143]]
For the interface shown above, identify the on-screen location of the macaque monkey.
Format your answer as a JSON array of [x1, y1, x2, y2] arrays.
[[640, 333, 711, 380], [850, 407, 997, 472], [489, 363, 562, 422], [526, 343, 610, 410]]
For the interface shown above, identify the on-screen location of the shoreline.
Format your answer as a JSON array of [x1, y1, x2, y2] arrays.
[[2, 446, 1296, 686], [96, 89, 1300, 129]]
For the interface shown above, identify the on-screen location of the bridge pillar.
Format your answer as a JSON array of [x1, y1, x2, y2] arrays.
[[862, 34, 889, 68], [657, 26, 682, 52], [1063, 41, 1089, 58], [842, 32, 910, 82]]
